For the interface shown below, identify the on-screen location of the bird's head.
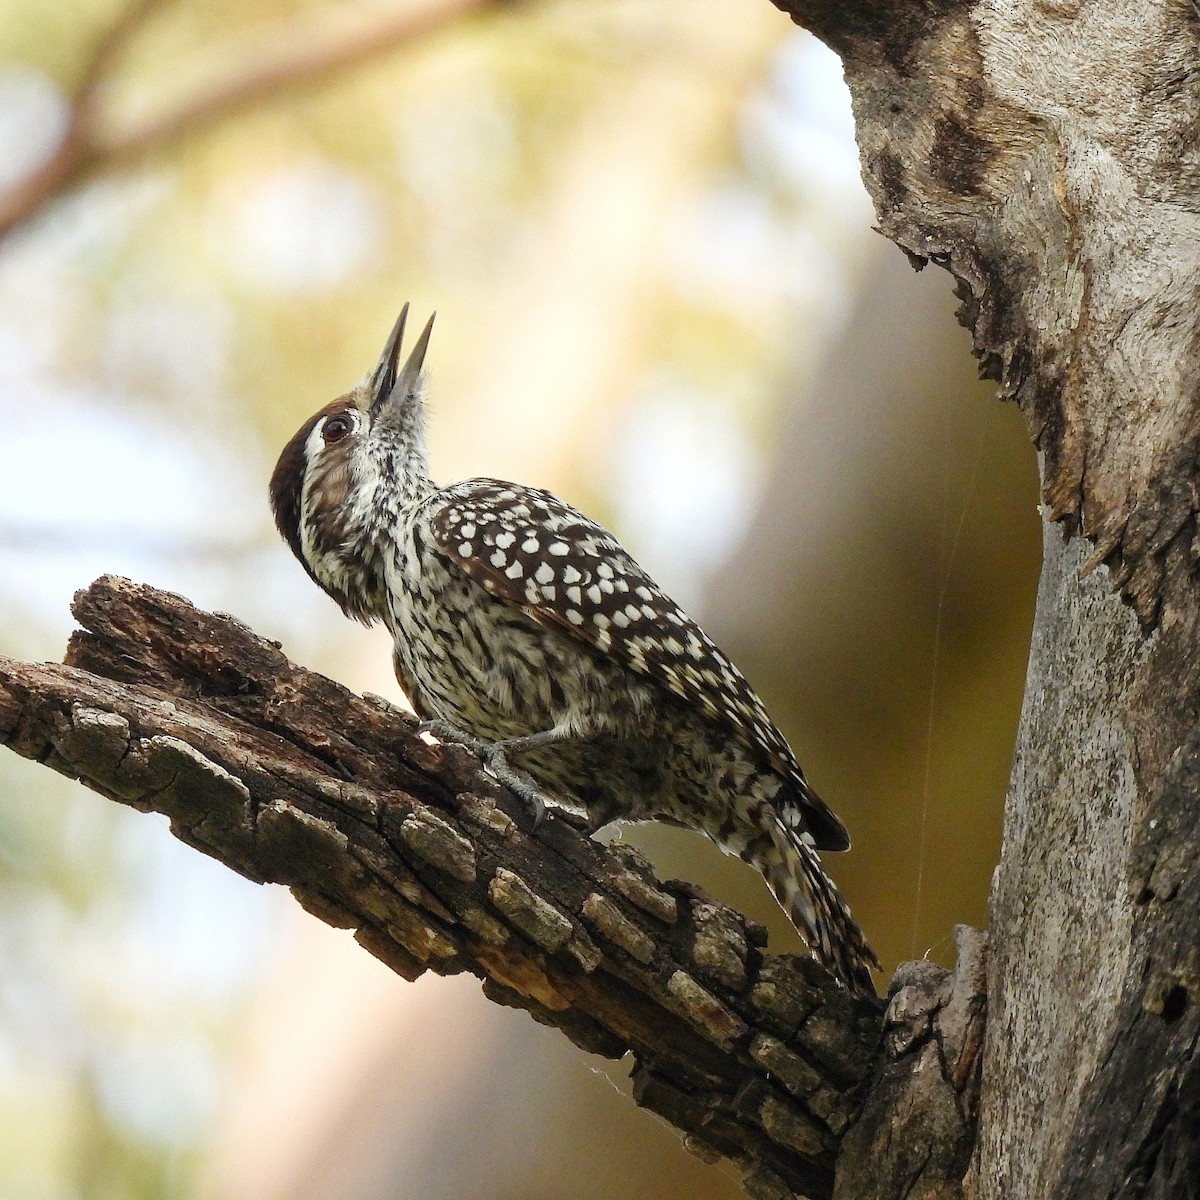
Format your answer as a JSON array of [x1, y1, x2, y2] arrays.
[[269, 304, 435, 621]]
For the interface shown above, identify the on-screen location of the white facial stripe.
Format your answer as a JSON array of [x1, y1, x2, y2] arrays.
[[304, 420, 327, 463], [298, 421, 328, 564]]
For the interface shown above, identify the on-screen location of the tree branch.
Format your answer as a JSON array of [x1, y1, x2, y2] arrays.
[[0, 576, 985, 1200], [0, 0, 497, 239]]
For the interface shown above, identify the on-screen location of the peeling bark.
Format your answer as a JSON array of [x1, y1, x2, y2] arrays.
[[0, 576, 985, 1200]]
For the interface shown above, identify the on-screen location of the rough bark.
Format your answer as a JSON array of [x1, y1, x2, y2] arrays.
[[989, 523, 1200, 1200], [0, 576, 985, 1200], [834, 925, 987, 1200], [6, 0, 1195, 1193], [768, 1, 1200, 1197]]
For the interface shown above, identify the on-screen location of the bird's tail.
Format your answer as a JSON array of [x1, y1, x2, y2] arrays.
[[754, 815, 880, 996]]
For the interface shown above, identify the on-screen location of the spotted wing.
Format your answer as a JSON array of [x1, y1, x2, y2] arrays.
[[427, 478, 849, 851]]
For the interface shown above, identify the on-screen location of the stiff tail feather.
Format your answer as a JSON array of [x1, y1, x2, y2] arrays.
[[758, 815, 880, 996]]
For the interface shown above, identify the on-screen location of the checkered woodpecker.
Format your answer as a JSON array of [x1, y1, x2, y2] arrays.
[[269, 306, 879, 993]]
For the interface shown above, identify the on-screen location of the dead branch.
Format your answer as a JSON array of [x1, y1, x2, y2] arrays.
[[0, 576, 984, 1200]]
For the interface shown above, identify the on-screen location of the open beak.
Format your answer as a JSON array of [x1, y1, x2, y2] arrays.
[[370, 304, 435, 416]]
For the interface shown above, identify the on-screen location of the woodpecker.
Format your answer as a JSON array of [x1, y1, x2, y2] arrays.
[[270, 306, 879, 993]]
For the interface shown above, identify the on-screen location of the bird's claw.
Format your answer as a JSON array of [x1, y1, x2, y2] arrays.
[[483, 747, 554, 829], [417, 720, 554, 827]]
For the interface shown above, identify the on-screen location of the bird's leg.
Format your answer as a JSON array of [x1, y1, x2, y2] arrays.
[[483, 728, 579, 827], [415, 720, 575, 827]]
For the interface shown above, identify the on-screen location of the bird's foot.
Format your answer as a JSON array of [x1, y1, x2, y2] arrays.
[[416, 720, 555, 827], [481, 746, 553, 828]]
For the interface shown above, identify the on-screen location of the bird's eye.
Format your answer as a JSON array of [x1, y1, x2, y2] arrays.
[[322, 413, 355, 444]]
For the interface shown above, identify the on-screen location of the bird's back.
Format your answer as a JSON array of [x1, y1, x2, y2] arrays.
[[381, 482, 838, 840]]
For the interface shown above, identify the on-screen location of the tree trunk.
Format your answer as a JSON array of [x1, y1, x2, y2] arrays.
[[986, 521, 1199, 1199], [767, 1, 1200, 1196]]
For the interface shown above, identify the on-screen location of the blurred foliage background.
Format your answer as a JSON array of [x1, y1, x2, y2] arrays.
[[0, 0, 1040, 1197]]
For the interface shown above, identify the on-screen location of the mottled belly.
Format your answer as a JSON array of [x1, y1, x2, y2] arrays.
[[386, 561, 774, 847], [390, 575, 650, 738]]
